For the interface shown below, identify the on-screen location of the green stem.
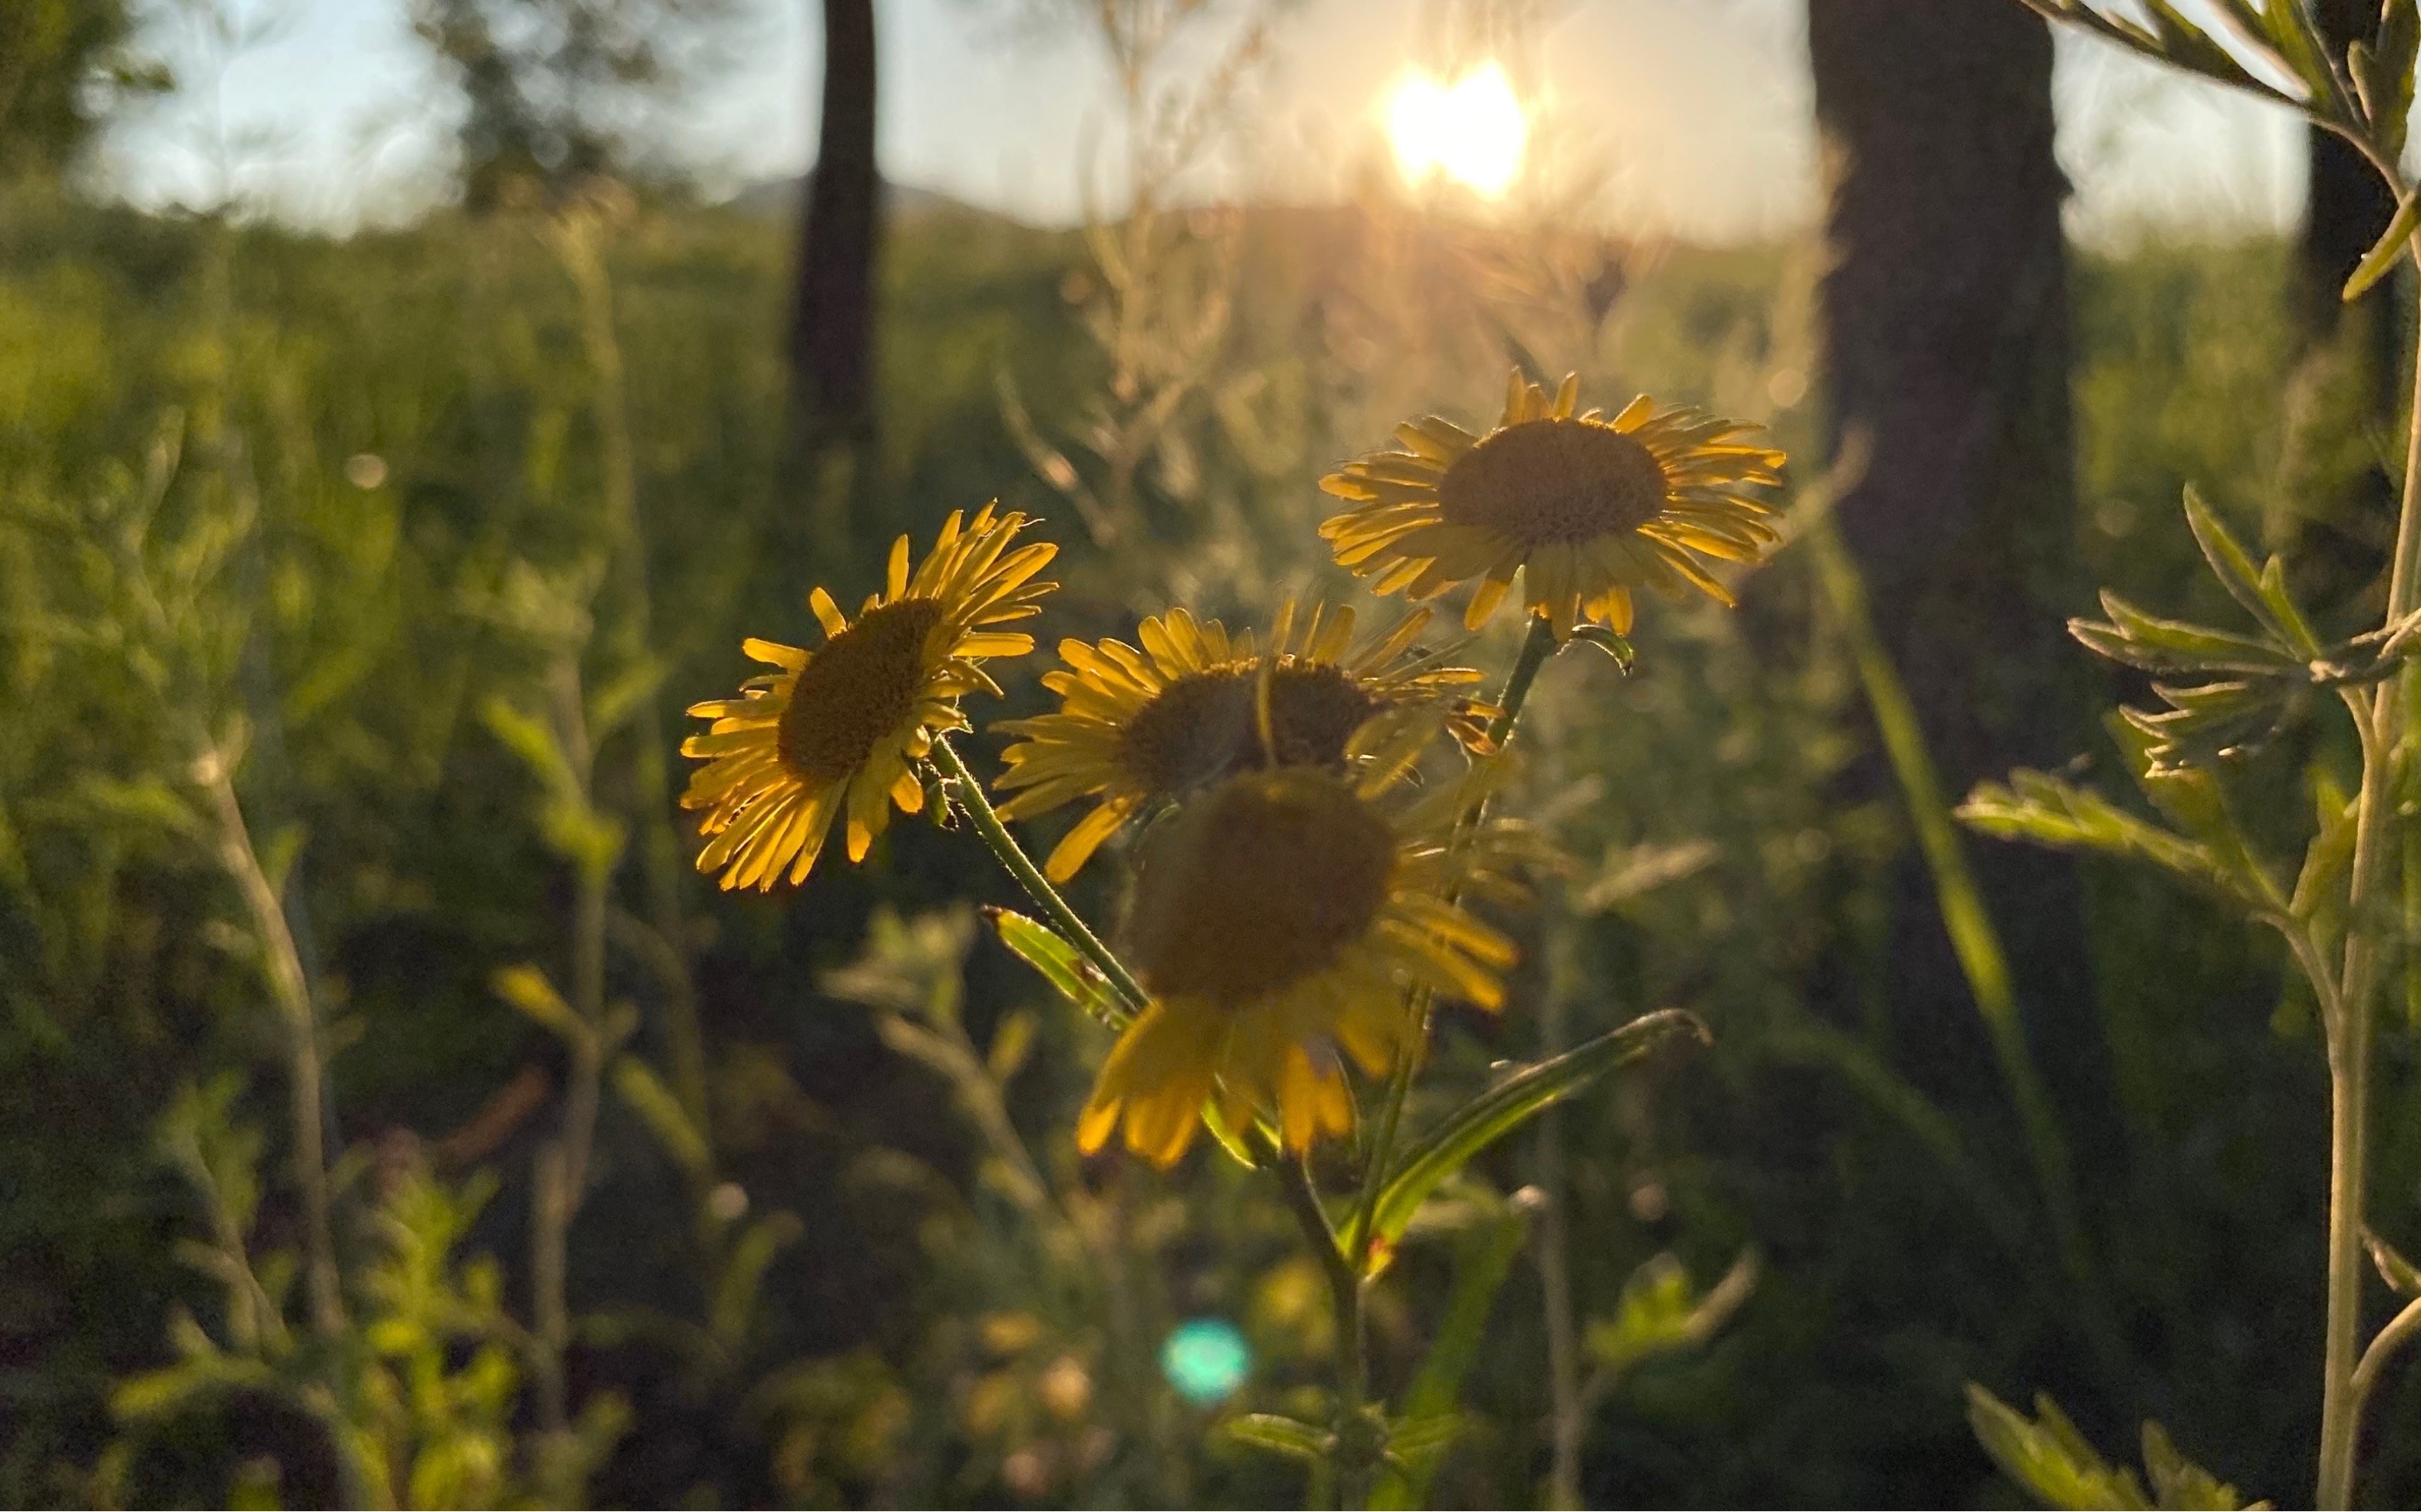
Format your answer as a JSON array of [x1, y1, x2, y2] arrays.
[[2315, 221, 2421, 1509], [931, 733, 1149, 1014], [1281, 1156, 1368, 1510], [1350, 614, 1560, 1270]]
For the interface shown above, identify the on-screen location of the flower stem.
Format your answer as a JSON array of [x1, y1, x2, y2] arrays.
[[1351, 613, 1561, 1268], [1281, 1155, 1369, 1510], [931, 733, 1149, 1015]]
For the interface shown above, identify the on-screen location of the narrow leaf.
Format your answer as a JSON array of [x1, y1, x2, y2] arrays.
[[1341, 1011, 1705, 1262], [2367, 1226, 2421, 1297], [987, 908, 1129, 1027], [1225, 1413, 1332, 1461], [611, 1056, 712, 1177], [494, 964, 589, 1051], [2346, 184, 2421, 302]]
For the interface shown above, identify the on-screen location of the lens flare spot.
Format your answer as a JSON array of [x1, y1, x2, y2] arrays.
[[1161, 1317, 1251, 1405], [1387, 62, 1528, 199]]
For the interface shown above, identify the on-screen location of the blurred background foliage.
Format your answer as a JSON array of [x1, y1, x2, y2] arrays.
[[2, 0, 2413, 1507]]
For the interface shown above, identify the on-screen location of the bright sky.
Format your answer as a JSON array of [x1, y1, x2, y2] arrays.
[[109, 0, 2304, 245]]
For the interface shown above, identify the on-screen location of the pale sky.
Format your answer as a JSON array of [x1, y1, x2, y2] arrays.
[[107, 0, 2304, 246]]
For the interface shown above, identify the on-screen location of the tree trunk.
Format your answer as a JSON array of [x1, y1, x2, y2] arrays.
[[2305, 0, 2400, 346], [790, 0, 881, 447], [2290, 0, 2400, 599], [1805, 0, 2108, 1246]]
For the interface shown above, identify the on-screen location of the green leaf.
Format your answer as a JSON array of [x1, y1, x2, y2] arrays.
[[2180, 488, 2306, 653], [712, 1209, 803, 1345], [2374, 0, 2420, 160], [1224, 1413, 1333, 1462], [494, 964, 590, 1051], [2247, 0, 2333, 102], [1960, 772, 2231, 906], [1967, 1385, 2150, 1510], [1566, 624, 1635, 672], [1583, 1249, 1759, 1376], [1198, 1095, 1265, 1170], [2290, 770, 2357, 933], [2142, 1421, 2257, 1510], [2345, 184, 2420, 303], [611, 1056, 711, 1177], [2069, 591, 2295, 675], [1966, 1385, 2267, 1510], [987, 907, 1129, 1027], [586, 655, 666, 742], [478, 696, 575, 794], [1340, 1010, 1705, 1263], [985, 1007, 1038, 1083]]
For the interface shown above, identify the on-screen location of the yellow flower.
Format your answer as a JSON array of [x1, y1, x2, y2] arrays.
[[992, 600, 1484, 882], [1319, 370, 1785, 637], [680, 505, 1057, 891], [1077, 766, 1519, 1167]]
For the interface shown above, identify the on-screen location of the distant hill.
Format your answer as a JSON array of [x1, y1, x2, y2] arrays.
[[723, 173, 1017, 227]]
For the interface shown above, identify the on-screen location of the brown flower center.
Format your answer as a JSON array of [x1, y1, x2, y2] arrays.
[[777, 599, 944, 781], [1437, 419, 1669, 545], [1125, 769, 1395, 1006], [1116, 663, 1381, 798]]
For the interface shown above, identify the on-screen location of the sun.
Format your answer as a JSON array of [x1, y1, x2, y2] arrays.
[[1386, 62, 1527, 199]]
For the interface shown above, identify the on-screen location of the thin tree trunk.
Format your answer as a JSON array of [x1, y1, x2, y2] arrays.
[[1805, 0, 2110, 1339], [790, 0, 880, 447]]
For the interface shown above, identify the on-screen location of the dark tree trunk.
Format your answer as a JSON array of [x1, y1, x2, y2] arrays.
[[1805, 0, 2109, 1229], [790, 0, 881, 446], [2305, 0, 2400, 345], [2291, 0, 2400, 599]]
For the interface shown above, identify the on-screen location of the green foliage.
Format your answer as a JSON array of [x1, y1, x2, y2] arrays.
[[1339, 1010, 1706, 1267], [987, 905, 1129, 1027], [1966, 1386, 2267, 1511]]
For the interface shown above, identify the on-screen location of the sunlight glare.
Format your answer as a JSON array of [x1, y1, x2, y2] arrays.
[[1387, 62, 1527, 199]]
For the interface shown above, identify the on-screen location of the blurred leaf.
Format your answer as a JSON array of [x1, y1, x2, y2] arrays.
[[494, 965, 589, 1052], [1584, 1249, 1759, 1376], [479, 696, 576, 794], [2351, 2, 2419, 160], [613, 1056, 711, 1178], [987, 907, 1129, 1027], [1968, 1385, 2150, 1509], [1341, 1011, 1705, 1265], [984, 1008, 1037, 1083], [1577, 839, 1718, 912], [1368, 1206, 1528, 1509], [1966, 1385, 2267, 1510], [713, 1209, 804, 1346], [1962, 769, 2261, 915], [587, 656, 666, 742], [2290, 770, 2357, 940], [73, 773, 201, 839], [1199, 1094, 1265, 1170], [1225, 1412, 1332, 1461]]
